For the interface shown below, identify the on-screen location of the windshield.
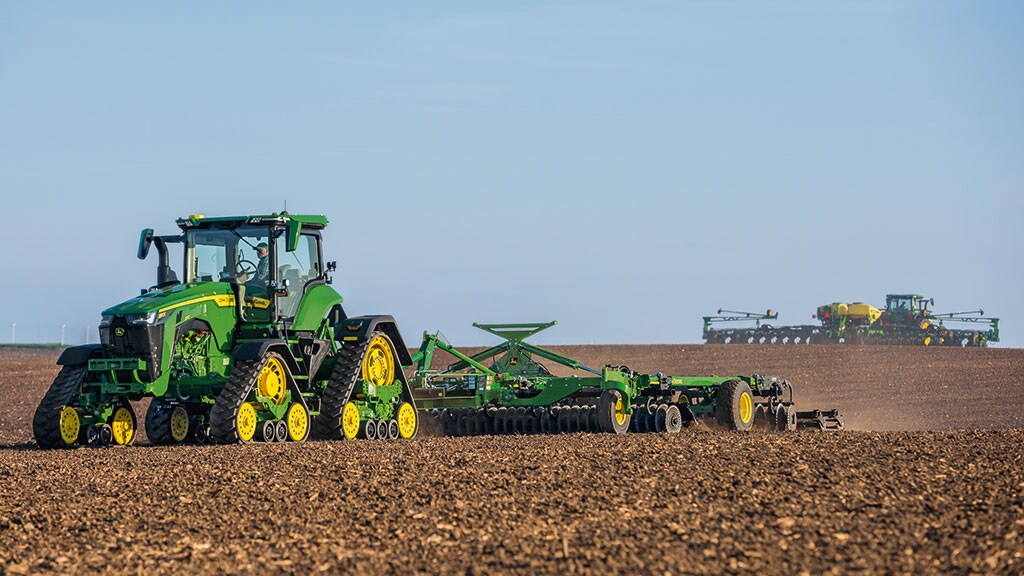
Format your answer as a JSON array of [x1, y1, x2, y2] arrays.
[[185, 225, 273, 287], [889, 296, 913, 312]]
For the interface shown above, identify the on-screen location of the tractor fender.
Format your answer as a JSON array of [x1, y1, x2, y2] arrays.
[[233, 340, 303, 376], [338, 315, 413, 366], [57, 344, 103, 366], [232, 340, 308, 412]]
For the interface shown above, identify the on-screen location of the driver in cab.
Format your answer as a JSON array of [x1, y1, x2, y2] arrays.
[[254, 242, 270, 283]]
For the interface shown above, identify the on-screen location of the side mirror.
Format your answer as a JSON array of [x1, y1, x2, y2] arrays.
[[138, 229, 154, 260], [327, 261, 337, 272]]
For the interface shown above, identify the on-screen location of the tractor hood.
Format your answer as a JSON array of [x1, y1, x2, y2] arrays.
[[102, 282, 235, 320]]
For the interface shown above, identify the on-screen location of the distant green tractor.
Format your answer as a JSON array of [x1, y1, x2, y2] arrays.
[[33, 213, 418, 448]]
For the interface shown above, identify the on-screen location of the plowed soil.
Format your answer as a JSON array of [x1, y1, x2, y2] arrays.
[[1, 345, 1022, 575]]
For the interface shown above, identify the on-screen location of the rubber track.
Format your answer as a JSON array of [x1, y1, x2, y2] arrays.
[[310, 339, 369, 440], [145, 399, 174, 445], [209, 358, 262, 444], [32, 365, 86, 449]]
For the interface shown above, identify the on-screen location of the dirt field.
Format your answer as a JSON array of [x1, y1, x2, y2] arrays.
[[1, 346, 1022, 574]]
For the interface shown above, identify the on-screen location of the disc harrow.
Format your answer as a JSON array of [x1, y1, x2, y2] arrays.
[[410, 322, 843, 436]]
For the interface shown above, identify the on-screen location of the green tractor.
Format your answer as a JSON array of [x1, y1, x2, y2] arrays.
[[33, 213, 419, 448]]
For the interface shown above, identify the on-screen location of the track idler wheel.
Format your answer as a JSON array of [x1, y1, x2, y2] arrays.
[[396, 402, 418, 439], [257, 419, 276, 442], [285, 402, 309, 442], [108, 403, 138, 446]]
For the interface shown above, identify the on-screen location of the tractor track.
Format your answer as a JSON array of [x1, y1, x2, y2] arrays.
[[310, 338, 368, 440], [209, 357, 263, 444], [30, 365, 85, 449], [1, 346, 1023, 575]]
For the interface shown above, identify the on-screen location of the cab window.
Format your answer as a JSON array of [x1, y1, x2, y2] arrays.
[[275, 234, 320, 317]]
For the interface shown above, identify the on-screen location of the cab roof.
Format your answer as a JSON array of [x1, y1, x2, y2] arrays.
[[175, 212, 328, 230]]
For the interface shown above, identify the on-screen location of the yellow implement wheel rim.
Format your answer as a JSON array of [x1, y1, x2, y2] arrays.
[[286, 403, 308, 441], [342, 402, 361, 440], [397, 403, 417, 439], [614, 397, 628, 425], [361, 335, 396, 386], [169, 406, 190, 443], [58, 406, 80, 446], [111, 406, 136, 445], [923, 336, 932, 346], [257, 357, 288, 405], [237, 403, 258, 442], [739, 392, 753, 424]]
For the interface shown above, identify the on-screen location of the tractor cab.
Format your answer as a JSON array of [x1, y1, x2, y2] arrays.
[[175, 214, 330, 321], [885, 294, 933, 315]]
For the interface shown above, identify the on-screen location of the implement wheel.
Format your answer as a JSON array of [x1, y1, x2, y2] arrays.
[[597, 390, 630, 433], [715, 380, 755, 432]]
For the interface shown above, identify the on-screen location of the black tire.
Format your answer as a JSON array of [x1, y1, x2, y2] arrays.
[[715, 380, 755, 432], [375, 420, 388, 440], [597, 390, 631, 434], [387, 419, 400, 440]]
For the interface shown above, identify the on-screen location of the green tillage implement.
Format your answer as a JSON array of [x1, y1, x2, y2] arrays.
[[409, 322, 843, 435]]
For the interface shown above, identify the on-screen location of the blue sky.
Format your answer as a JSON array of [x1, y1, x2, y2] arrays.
[[1, 1, 1021, 346]]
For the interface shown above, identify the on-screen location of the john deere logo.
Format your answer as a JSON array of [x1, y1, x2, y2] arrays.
[[115, 328, 126, 337]]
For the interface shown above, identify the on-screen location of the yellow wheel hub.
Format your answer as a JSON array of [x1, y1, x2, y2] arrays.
[[170, 406, 190, 443], [257, 357, 288, 406], [614, 397, 628, 425], [237, 402, 258, 442], [58, 406, 80, 446], [110, 406, 136, 445], [361, 335, 396, 386], [286, 403, 309, 442], [397, 402, 417, 439], [342, 401, 361, 440], [739, 392, 753, 424]]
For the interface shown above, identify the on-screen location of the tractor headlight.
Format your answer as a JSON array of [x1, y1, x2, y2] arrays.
[[99, 315, 114, 328], [126, 312, 161, 326]]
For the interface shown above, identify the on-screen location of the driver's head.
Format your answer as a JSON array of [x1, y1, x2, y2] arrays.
[[256, 242, 269, 258]]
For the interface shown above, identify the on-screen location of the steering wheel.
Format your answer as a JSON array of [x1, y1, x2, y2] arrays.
[[236, 259, 258, 277]]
